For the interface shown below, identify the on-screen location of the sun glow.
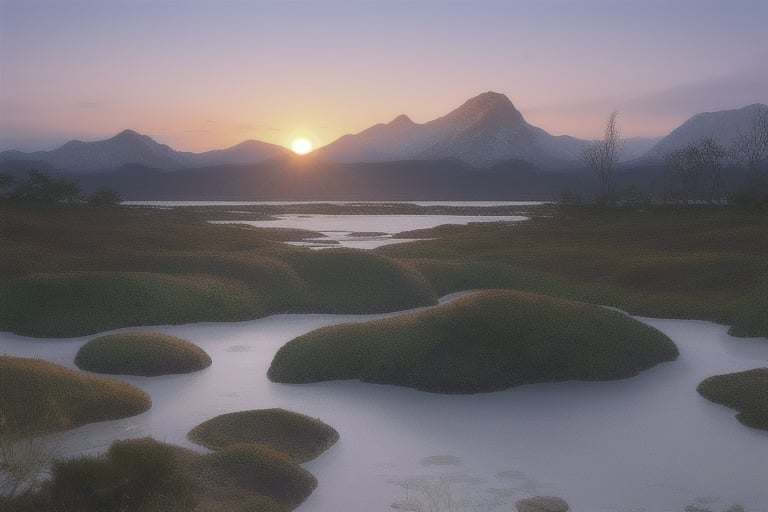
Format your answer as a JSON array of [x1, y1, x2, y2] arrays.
[[291, 137, 313, 155]]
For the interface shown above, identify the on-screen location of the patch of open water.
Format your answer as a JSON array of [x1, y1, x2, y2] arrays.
[[1, 300, 766, 512]]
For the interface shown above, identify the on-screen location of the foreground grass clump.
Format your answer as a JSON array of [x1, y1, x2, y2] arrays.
[[268, 290, 679, 393], [0, 356, 151, 435], [198, 443, 317, 507], [2, 437, 315, 512], [188, 409, 339, 463], [697, 368, 768, 431], [49, 438, 197, 512], [75, 332, 212, 376]]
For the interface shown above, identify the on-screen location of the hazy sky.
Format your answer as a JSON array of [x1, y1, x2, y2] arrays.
[[1, 0, 766, 152]]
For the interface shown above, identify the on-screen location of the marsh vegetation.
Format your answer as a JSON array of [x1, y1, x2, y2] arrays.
[[0, 199, 766, 511], [75, 333, 212, 376], [187, 409, 339, 463], [268, 289, 679, 393], [697, 368, 768, 431]]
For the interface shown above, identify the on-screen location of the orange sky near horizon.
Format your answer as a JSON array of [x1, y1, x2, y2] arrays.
[[1, 0, 766, 153]]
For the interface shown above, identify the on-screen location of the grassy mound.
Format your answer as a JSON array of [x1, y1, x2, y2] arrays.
[[0, 271, 264, 337], [75, 332, 212, 376], [198, 443, 317, 507], [268, 290, 679, 393], [285, 248, 437, 313], [697, 368, 768, 431], [0, 356, 150, 435], [188, 409, 339, 463]]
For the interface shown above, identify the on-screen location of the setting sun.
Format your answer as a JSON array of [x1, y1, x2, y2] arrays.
[[291, 138, 313, 155]]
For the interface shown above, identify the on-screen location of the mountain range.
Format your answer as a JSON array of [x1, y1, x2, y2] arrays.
[[1, 93, 765, 178], [0, 130, 291, 173], [316, 92, 587, 169]]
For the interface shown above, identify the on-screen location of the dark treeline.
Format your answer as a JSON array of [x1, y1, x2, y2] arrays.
[[0, 169, 121, 206]]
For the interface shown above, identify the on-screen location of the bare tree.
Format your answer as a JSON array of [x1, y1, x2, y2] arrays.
[[697, 137, 726, 204], [582, 111, 620, 207], [664, 137, 726, 204], [730, 107, 768, 195]]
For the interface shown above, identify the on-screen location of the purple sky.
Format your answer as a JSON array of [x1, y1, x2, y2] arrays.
[[1, 0, 766, 152]]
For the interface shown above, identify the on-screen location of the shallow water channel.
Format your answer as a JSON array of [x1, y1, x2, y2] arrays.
[[1, 296, 767, 511], [211, 212, 528, 249]]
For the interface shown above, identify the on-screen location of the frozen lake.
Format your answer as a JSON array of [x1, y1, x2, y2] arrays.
[[2, 299, 767, 512]]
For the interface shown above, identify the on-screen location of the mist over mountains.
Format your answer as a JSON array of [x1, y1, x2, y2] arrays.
[[0, 93, 764, 200]]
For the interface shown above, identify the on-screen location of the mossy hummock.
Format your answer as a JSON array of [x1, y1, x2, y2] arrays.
[[268, 289, 679, 393], [697, 368, 768, 431], [75, 332, 212, 376], [198, 443, 317, 507], [187, 408, 339, 463], [0, 356, 151, 435]]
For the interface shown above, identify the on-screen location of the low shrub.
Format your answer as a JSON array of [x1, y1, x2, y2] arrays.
[[76, 332, 211, 376]]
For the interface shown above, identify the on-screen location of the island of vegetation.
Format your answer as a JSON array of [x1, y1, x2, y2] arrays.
[[696, 368, 768, 431], [187, 408, 339, 463], [268, 289, 679, 393], [0, 355, 151, 436], [75, 332, 212, 376], [4, 437, 303, 512]]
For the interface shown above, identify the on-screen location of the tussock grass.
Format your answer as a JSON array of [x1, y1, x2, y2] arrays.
[[4, 436, 315, 512], [198, 443, 317, 507], [75, 333, 212, 376], [268, 290, 679, 393], [697, 368, 768, 431], [188, 409, 339, 463], [0, 356, 150, 435], [49, 438, 197, 512]]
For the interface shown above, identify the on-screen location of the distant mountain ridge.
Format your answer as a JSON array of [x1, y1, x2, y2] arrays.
[[1, 95, 765, 173], [318, 91, 586, 169], [642, 103, 768, 160], [0, 129, 291, 173]]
